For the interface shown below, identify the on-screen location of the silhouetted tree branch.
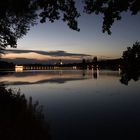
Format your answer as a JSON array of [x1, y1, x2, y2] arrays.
[[38, 0, 80, 31], [0, 0, 37, 52], [84, 0, 140, 34], [0, 0, 80, 52], [0, 0, 140, 52]]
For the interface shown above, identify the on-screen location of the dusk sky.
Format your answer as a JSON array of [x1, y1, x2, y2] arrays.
[[3, 2, 140, 64]]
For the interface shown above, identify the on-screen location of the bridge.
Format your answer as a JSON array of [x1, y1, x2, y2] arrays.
[[15, 65, 78, 72], [15, 64, 99, 72]]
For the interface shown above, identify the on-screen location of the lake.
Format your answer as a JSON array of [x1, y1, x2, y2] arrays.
[[0, 70, 140, 140]]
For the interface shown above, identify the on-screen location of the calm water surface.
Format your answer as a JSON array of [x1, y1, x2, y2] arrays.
[[1, 70, 140, 140]]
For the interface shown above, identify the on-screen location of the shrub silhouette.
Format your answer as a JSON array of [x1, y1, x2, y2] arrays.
[[0, 85, 49, 140]]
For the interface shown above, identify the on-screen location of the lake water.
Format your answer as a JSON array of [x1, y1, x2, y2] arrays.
[[1, 70, 140, 140]]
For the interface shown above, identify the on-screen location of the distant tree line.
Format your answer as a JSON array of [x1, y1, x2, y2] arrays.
[[122, 41, 140, 70], [22, 56, 121, 70], [0, 60, 14, 71]]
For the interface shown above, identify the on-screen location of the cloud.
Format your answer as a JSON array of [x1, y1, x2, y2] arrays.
[[3, 57, 82, 64], [3, 49, 91, 64], [6, 49, 91, 57]]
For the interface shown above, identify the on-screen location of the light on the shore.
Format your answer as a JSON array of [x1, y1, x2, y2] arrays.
[[15, 65, 23, 72]]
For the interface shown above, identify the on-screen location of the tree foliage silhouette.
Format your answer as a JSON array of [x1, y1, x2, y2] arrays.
[[0, 0, 80, 53], [0, 0, 140, 52], [0, 0, 37, 53], [84, 0, 140, 34], [122, 41, 140, 65], [120, 42, 140, 85]]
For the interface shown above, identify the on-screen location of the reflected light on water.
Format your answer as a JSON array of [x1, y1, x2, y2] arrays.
[[0, 70, 121, 86]]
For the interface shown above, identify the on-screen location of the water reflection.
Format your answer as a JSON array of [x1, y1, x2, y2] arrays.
[[0, 84, 50, 140], [0, 70, 120, 85], [0, 70, 140, 140], [1, 69, 140, 86]]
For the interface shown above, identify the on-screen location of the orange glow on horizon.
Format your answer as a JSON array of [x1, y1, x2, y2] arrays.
[[3, 52, 84, 61]]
